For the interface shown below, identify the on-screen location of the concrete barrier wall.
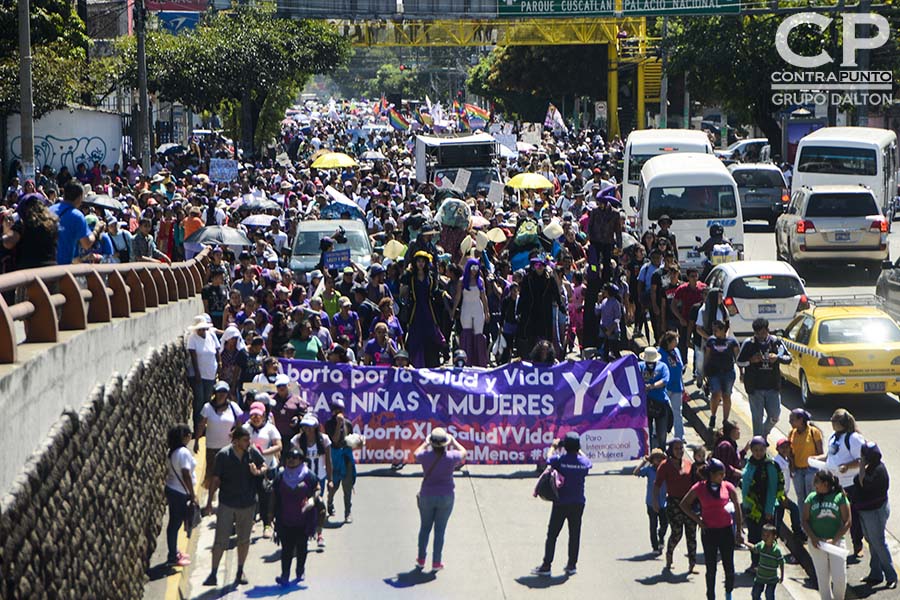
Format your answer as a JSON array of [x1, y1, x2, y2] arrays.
[[0, 340, 193, 600], [0, 297, 202, 492]]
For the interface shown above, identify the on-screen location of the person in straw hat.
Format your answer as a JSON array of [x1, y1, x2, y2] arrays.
[[413, 427, 467, 571], [639, 346, 671, 450]]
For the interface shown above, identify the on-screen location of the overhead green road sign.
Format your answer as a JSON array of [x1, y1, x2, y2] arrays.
[[623, 0, 740, 15], [497, 0, 615, 17]]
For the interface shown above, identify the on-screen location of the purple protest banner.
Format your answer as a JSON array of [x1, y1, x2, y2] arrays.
[[278, 355, 648, 464]]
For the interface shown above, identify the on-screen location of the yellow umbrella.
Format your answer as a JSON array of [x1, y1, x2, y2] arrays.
[[311, 152, 358, 169], [506, 172, 554, 190]]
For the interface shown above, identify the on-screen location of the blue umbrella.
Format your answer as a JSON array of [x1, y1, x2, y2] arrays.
[[320, 186, 364, 220]]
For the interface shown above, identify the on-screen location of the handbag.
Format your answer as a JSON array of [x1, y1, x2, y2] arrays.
[[168, 453, 201, 537], [647, 400, 666, 419], [534, 465, 566, 502]]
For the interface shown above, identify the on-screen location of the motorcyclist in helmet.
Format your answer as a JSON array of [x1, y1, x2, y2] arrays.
[[697, 224, 726, 259]]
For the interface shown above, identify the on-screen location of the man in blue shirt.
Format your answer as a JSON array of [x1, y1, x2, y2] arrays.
[[50, 181, 103, 265], [532, 431, 593, 577]]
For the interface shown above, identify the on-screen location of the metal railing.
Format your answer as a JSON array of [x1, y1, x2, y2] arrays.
[[0, 249, 210, 364]]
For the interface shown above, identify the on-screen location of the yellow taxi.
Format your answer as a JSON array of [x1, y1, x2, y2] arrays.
[[779, 303, 900, 405]]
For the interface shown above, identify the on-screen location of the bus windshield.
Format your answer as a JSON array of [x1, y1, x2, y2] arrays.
[[797, 145, 877, 176], [647, 185, 738, 220]]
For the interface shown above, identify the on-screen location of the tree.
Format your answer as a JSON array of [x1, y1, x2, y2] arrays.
[[664, 13, 900, 152], [115, 5, 350, 156], [363, 64, 431, 99], [467, 45, 608, 120]]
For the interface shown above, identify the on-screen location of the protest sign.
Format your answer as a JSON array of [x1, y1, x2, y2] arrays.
[[279, 356, 647, 464], [209, 158, 239, 182], [323, 249, 351, 270]]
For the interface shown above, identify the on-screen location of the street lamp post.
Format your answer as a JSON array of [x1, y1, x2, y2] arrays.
[[18, 0, 35, 180]]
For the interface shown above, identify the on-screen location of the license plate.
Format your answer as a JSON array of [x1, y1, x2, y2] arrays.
[[686, 250, 701, 259], [759, 304, 777, 314], [865, 381, 886, 392], [835, 231, 851, 241]]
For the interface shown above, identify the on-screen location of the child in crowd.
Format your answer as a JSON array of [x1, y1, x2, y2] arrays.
[[690, 445, 708, 483], [750, 524, 785, 600], [774, 438, 805, 542], [634, 448, 668, 554]]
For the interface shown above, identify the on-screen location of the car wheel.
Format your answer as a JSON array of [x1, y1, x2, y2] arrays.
[[768, 217, 778, 231], [800, 371, 817, 408]]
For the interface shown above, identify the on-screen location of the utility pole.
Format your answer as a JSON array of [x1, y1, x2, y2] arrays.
[[683, 70, 690, 128], [18, 0, 35, 180], [135, 0, 151, 172], [658, 17, 668, 129]]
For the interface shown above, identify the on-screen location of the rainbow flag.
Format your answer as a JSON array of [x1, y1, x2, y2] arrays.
[[465, 103, 490, 121], [458, 112, 470, 132], [452, 99, 461, 115], [388, 107, 410, 131], [417, 107, 433, 127]]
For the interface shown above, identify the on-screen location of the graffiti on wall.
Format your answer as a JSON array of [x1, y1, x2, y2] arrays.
[[9, 135, 108, 173]]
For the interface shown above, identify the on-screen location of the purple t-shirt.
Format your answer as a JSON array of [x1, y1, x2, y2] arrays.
[[364, 338, 398, 365], [332, 311, 361, 346], [416, 448, 464, 497], [548, 452, 593, 504]]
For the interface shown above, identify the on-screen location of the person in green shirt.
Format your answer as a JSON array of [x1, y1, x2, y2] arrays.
[[802, 470, 852, 600], [751, 524, 784, 600], [290, 320, 325, 361]]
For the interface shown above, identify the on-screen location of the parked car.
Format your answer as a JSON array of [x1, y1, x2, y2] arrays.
[[779, 301, 900, 406], [775, 184, 889, 273], [290, 219, 372, 278], [729, 163, 789, 227], [705, 260, 809, 338]]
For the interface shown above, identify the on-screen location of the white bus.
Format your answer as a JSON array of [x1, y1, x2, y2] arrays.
[[635, 152, 744, 271], [792, 127, 898, 217], [622, 129, 714, 214]]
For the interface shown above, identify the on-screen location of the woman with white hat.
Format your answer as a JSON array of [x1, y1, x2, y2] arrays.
[[414, 427, 467, 571], [187, 315, 221, 429], [640, 346, 671, 450], [291, 414, 333, 550]]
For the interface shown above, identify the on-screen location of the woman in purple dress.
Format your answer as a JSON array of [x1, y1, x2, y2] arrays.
[[272, 447, 319, 586]]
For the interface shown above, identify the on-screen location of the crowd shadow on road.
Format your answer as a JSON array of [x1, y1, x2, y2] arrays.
[[634, 569, 691, 586], [514, 573, 570, 588], [383, 568, 438, 588], [146, 561, 177, 582], [618, 551, 662, 562], [243, 582, 308, 597]]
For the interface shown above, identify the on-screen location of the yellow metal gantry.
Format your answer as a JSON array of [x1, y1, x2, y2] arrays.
[[332, 17, 660, 137]]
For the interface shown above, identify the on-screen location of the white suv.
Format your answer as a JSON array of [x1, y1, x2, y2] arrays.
[[775, 184, 889, 272]]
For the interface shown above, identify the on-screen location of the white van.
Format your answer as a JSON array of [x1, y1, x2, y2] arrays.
[[622, 129, 714, 214], [635, 152, 744, 271], [792, 126, 898, 218]]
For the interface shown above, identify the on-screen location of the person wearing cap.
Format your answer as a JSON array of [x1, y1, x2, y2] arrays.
[[654, 438, 698, 572], [656, 214, 678, 260], [634, 448, 670, 554], [243, 401, 282, 539], [366, 263, 392, 304], [324, 399, 355, 522], [337, 265, 356, 298], [413, 427, 467, 571], [107, 218, 133, 263], [583, 188, 623, 346], [532, 431, 592, 577], [352, 285, 379, 337], [271, 446, 318, 585], [291, 413, 333, 549], [639, 347, 670, 450], [737, 318, 792, 438], [854, 441, 897, 588], [741, 436, 781, 574], [187, 317, 221, 429], [679, 458, 743, 600], [203, 426, 266, 588], [802, 469, 852, 600], [393, 349, 411, 368], [787, 408, 823, 508]]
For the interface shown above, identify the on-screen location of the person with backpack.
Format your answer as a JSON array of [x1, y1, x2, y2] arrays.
[[741, 436, 781, 574], [291, 414, 333, 550], [788, 408, 823, 510], [854, 442, 898, 589], [813, 408, 866, 558], [414, 427, 467, 571], [532, 431, 593, 577], [679, 458, 743, 600], [272, 447, 318, 586], [194, 382, 244, 490], [325, 399, 356, 523], [737, 318, 792, 437]]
